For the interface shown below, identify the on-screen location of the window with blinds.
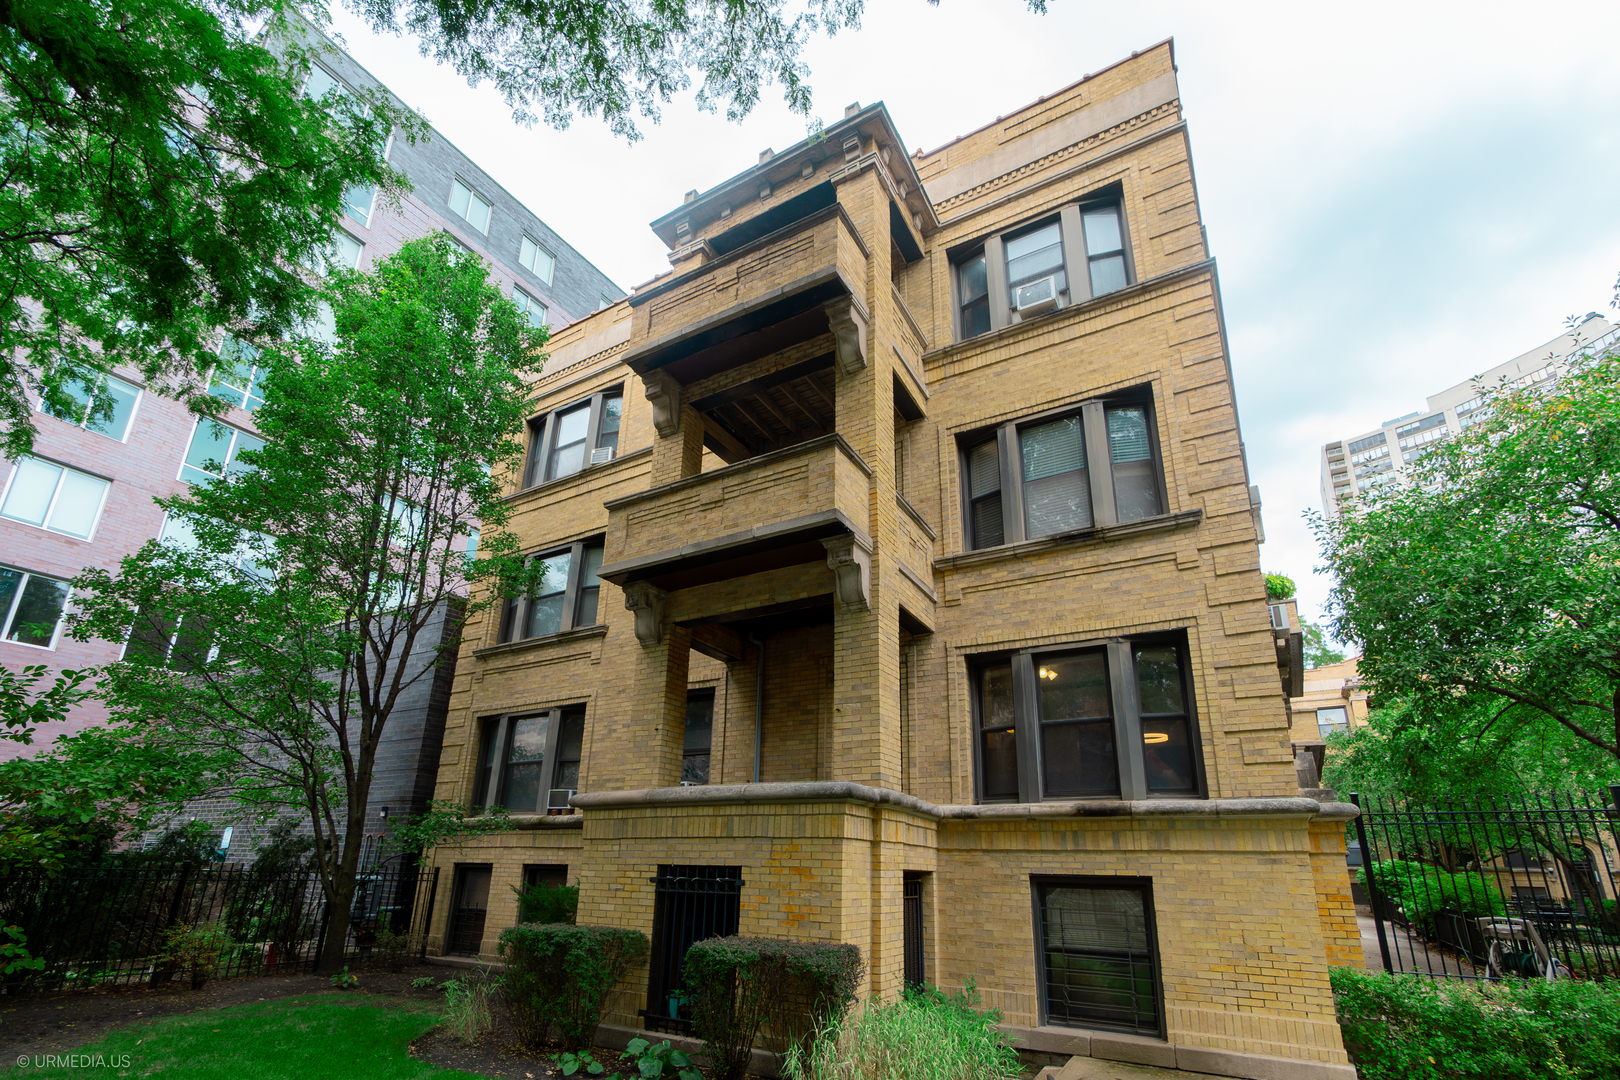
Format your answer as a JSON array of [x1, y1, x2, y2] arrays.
[[1021, 414, 1091, 537]]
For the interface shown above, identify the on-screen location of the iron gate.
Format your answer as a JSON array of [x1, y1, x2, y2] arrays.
[[644, 865, 743, 1034]]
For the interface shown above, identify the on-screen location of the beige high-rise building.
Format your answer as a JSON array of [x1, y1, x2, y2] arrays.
[[426, 41, 1357, 1079]]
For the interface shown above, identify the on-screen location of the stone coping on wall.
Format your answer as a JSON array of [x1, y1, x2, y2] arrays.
[[569, 781, 1356, 822]]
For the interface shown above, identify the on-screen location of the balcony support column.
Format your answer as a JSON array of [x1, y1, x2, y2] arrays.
[[643, 369, 705, 484], [618, 614, 692, 790]]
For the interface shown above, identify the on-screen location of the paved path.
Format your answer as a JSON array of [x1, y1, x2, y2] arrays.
[[1359, 913, 1479, 976]]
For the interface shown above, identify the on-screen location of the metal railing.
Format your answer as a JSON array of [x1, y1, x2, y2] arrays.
[[0, 862, 438, 992], [1352, 788, 1620, 982]]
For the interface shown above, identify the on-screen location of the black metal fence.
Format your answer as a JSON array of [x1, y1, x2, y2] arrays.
[[642, 865, 743, 1035], [0, 861, 439, 993], [1352, 788, 1620, 982]]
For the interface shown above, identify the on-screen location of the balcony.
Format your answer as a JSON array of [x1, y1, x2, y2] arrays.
[[597, 434, 872, 591], [623, 203, 871, 385]]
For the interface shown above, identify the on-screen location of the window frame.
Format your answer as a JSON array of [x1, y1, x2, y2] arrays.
[[957, 387, 1166, 552], [0, 455, 112, 541], [1030, 874, 1165, 1037], [473, 704, 586, 812], [513, 288, 549, 330], [1316, 706, 1349, 738], [0, 563, 71, 650], [178, 419, 262, 485], [498, 537, 606, 644], [449, 177, 493, 234], [524, 388, 625, 487], [969, 632, 1206, 804], [952, 188, 1135, 342], [40, 372, 142, 442], [519, 234, 556, 285], [682, 687, 716, 786], [209, 336, 267, 413]]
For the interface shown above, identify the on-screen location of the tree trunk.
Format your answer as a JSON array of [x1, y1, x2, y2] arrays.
[[315, 805, 371, 974]]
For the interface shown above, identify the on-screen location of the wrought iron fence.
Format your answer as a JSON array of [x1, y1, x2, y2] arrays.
[[1352, 788, 1620, 982], [0, 861, 438, 993]]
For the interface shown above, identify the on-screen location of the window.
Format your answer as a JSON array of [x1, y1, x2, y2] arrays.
[[960, 392, 1162, 550], [498, 538, 605, 643], [42, 372, 140, 441], [473, 704, 586, 812], [972, 633, 1202, 802], [1035, 877, 1161, 1036], [343, 183, 376, 227], [682, 689, 715, 785], [525, 390, 623, 486], [513, 289, 548, 330], [124, 605, 215, 671], [449, 178, 492, 234], [323, 230, 363, 274], [1, 457, 110, 540], [0, 564, 70, 648], [157, 512, 273, 580], [1316, 707, 1349, 738], [179, 421, 263, 485], [524, 864, 569, 889], [953, 192, 1133, 340], [519, 235, 555, 284], [209, 336, 267, 412], [303, 65, 349, 103]]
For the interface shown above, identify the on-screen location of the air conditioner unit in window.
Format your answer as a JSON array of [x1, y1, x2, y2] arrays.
[[589, 447, 615, 465], [547, 788, 576, 811], [1014, 276, 1059, 316]]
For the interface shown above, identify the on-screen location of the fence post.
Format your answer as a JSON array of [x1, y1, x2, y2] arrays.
[[419, 867, 439, 962], [1350, 793, 1394, 974]]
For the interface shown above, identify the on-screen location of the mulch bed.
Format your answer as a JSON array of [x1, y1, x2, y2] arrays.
[[0, 962, 444, 1064]]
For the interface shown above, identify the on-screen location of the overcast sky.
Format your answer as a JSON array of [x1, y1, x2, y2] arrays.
[[323, 0, 1620, 641]]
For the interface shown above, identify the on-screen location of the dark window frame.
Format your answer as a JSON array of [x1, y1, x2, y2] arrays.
[[498, 537, 605, 643], [957, 386, 1166, 552], [525, 387, 625, 487], [1030, 874, 1165, 1038], [969, 631, 1206, 803], [951, 187, 1136, 342], [472, 703, 587, 813], [682, 687, 716, 786]]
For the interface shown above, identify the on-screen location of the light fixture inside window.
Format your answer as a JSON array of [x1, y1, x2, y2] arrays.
[[1038, 666, 1058, 680], [1143, 732, 1169, 744]]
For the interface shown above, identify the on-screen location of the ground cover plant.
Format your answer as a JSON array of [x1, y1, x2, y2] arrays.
[[782, 980, 1021, 1080], [10, 995, 485, 1079], [1330, 967, 1620, 1079]]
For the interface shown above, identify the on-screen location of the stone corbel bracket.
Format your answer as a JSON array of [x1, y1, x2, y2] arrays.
[[622, 580, 668, 647], [642, 369, 681, 437], [823, 297, 869, 377], [821, 533, 873, 611]]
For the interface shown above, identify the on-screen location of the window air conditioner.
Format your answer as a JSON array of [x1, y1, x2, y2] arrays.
[[547, 788, 576, 811], [1014, 276, 1059, 316], [589, 447, 615, 465]]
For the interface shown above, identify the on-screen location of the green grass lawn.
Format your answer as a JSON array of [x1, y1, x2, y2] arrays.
[[12, 996, 488, 1079]]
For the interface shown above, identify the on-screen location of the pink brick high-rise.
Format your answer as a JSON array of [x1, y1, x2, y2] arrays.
[[426, 40, 1357, 1080]]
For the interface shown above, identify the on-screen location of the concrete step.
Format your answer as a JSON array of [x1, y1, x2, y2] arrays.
[[1041, 1057, 1244, 1080]]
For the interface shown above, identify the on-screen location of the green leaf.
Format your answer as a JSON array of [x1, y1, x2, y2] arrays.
[[625, 1038, 650, 1055]]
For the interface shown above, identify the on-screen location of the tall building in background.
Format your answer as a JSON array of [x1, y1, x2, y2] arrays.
[[0, 13, 621, 850], [1319, 314, 1618, 516], [426, 42, 1358, 1079]]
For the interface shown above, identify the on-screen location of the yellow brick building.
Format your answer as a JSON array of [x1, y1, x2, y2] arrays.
[[427, 40, 1358, 1080]]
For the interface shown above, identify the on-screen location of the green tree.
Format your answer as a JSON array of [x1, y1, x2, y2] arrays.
[[1314, 339, 1620, 768], [0, 0, 413, 457], [347, 0, 1049, 139], [69, 234, 542, 970], [1301, 621, 1345, 669]]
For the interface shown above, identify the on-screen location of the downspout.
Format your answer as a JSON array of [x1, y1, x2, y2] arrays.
[[748, 634, 765, 783]]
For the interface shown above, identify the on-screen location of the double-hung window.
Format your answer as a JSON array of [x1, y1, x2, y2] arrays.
[[682, 689, 715, 785], [180, 421, 263, 485], [519, 235, 555, 285], [474, 704, 586, 812], [1035, 877, 1162, 1036], [343, 183, 376, 227], [42, 372, 140, 441], [971, 633, 1203, 803], [210, 336, 267, 412], [0, 564, 71, 649], [513, 289, 549, 330], [525, 390, 623, 486], [1, 457, 110, 540], [1316, 707, 1349, 738], [960, 390, 1163, 550], [953, 190, 1134, 341], [498, 538, 605, 643], [450, 178, 492, 234]]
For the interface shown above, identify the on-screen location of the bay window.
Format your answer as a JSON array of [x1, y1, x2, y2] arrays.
[[971, 633, 1203, 803]]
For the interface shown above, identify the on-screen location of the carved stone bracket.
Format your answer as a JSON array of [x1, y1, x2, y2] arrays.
[[821, 533, 873, 611], [642, 370, 681, 438], [623, 581, 668, 647], [823, 299, 868, 377]]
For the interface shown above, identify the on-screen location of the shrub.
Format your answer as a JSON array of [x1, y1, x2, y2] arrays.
[[160, 921, 232, 990], [1360, 860, 1506, 938], [1264, 572, 1296, 600], [499, 923, 648, 1051], [782, 979, 1020, 1080], [512, 880, 579, 925], [684, 936, 864, 1080], [1330, 967, 1620, 1080], [373, 912, 421, 972], [441, 966, 500, 1045]]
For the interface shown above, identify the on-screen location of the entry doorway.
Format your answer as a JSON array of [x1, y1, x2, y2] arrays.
[[447, 864, 492, 955]]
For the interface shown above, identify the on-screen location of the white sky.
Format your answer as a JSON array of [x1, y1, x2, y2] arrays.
[[323, 0, 1620, 642]]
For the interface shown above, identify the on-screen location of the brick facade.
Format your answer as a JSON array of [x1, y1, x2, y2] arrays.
[[429, 41, 1358, 1080]]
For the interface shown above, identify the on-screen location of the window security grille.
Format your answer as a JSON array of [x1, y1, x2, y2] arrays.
[[645, 866, 743, 1033]]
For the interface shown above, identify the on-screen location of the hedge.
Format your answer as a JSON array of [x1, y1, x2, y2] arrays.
[[1330, 967, 1620, 1079], [684, 937, 864, 1080], [498, 923, 649, 1050], [1360, 859, 1507, 938]]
